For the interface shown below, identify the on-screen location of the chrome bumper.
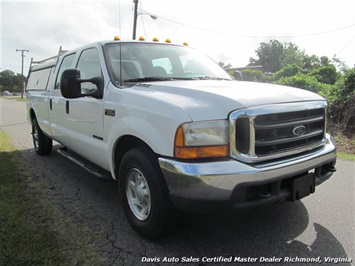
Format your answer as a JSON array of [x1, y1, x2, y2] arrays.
[[158, 134, 336, 204]]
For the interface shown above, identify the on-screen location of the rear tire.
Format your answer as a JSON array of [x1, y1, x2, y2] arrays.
[[32, 118, 52, 155], [118, 146, 179, 239]]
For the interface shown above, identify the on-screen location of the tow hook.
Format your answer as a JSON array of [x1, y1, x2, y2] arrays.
[[254, 187, 271, 198], [323, 164, 337, 172]]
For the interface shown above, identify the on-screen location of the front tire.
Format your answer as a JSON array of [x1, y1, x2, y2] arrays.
[[119, 146, 179, 239], [32, 118, 52, 155]]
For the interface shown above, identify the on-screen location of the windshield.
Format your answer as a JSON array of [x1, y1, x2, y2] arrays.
[[104, 42, 232, 85]]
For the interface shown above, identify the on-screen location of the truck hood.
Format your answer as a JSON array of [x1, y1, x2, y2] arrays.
[[132, 80, 325, 121]]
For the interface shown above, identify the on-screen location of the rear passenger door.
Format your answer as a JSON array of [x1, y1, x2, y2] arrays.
[[49, 53, 76, 140]]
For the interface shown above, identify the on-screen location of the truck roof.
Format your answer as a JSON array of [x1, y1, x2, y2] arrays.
[[61, 39, 189, 55], [28, 39, 189, 74]]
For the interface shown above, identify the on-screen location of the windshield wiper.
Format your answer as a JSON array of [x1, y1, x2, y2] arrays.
[[124, 77, 173, 83], [195, 76, 231, 81], [124, 76, 230, 83]]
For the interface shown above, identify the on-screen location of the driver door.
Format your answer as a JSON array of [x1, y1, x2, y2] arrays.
[[63, 47, 106, 166]]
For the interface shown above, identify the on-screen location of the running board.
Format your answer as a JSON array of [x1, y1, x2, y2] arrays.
[[57, 147, 112, 180]]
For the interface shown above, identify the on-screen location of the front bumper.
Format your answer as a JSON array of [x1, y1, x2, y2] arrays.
[[158, 134, 337, 213]]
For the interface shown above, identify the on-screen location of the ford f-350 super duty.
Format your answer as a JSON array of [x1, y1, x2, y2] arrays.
[[26, 39, 337, 239]]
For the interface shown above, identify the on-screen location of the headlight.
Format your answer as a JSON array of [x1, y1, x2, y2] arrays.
[[174, 120, 229, 159]]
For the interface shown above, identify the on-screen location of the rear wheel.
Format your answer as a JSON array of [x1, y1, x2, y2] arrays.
[[32, 118, 52, 155], [118, 146, 179, 239]]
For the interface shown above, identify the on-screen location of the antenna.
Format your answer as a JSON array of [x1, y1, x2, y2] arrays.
[[119, 0, 122, 37], [132, 0, 138, 40]]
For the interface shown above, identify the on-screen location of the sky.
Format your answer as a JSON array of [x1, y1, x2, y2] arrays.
[[1, 0, 355, 75]]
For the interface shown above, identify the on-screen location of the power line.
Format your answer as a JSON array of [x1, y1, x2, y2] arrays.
[[140, 9, 355, 39], [338, 35, 355, 57], [139, 1, 147, 39]]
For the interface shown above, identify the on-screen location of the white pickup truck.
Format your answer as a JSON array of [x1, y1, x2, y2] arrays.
[[26, 39, 337, 239]]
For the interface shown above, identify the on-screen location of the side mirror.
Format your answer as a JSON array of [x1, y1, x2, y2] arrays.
[[60, 69, 104, 99], [60, 69, 82, 98]]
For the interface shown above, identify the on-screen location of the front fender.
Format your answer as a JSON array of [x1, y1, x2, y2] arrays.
[[106, 110, 191, 178]]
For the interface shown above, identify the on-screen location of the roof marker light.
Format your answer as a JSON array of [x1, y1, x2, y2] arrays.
[[152, 37, 159, 42], [183, 42, 188, 46], [139, 36, 145, 41], [165, 39, 171, 43], [114, 36, 120, 41]]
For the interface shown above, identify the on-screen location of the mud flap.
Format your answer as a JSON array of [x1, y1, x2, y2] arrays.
[[291, 173, 315, 201]]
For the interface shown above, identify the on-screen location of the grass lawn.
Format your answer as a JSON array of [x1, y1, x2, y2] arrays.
[[0, 130, 102, 265]]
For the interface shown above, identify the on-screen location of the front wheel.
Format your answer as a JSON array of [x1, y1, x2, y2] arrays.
[[119, 146, 180, 239], [32, 118, 52, 155]]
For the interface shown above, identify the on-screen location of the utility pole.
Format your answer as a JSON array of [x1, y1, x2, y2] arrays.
[[16, 48, 29, 98], [132, 0, 138, 40]]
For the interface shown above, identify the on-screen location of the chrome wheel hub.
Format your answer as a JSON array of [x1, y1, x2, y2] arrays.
[[126, 168, 151, 221], [32, 125, 39, 149]]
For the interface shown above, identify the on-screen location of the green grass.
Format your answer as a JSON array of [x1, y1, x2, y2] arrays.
[[0, 130, 103, 266], [331, 131, 355, 155], [337, 152, 355, 161], [0, 96, 26, 101]]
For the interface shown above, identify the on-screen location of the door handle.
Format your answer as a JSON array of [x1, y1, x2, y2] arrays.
[[66, 100, 69, 114], [49, 99, 52, 110]]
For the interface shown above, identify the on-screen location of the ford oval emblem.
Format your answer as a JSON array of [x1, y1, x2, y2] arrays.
[[293, 125, 306, 136]]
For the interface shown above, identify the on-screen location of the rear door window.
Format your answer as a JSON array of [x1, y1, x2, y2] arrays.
[[55, 53, 76, 89]]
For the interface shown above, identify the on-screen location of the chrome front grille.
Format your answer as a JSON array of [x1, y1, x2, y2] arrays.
[[230, 101, 327, 163]]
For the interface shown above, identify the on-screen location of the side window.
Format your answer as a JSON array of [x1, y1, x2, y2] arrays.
[[76, 48, 102, 93], [151, 57, 173, 75], [27, 67, 54, 91], [55, 53, 75, 89]]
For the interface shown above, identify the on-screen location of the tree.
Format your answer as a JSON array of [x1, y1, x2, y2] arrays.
[[0, 70, 26, 93], [249, 40, 306, 73], [218, 62, 234, 76], [320, 56, 331, 66], [249, 39, 284, 73], [275, 73, 324, 93], [272, 64, 301, 81], [328, 68, 355, 134], [303, 54, 321, 71], [281, 42, 305, 69], [332, 55, 349, 73], [218, 62, 232, 69], [241, 69, 269, 82], [249, 40, 307, 73], [0, 70, 15, 92], [249, 40, 337, 74], [309, 65, 338, 85]]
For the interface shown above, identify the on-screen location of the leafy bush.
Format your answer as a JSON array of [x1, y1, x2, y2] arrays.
[[240, 69, 269, 82], [274, 73, 328, 93], [327, 68, 355, 135], [272, 64, 301, 81], [308, 65, 338, 85]]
